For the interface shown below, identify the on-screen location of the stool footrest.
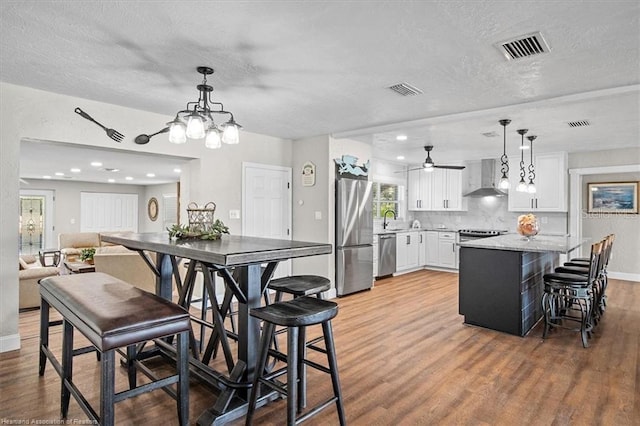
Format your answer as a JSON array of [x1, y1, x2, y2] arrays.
[[114, 374, 179, 403], [64, 378, 98, 421], [297, 397, 340, 424]]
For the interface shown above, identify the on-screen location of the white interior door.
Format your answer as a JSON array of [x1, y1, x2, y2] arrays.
[[242, 163, 292, 278]]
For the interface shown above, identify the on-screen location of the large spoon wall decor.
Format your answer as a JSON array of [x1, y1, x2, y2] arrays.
[[134, 127, 169, 145]]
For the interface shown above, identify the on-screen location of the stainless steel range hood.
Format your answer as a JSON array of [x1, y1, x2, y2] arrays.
[[463, 159, 507, 197]]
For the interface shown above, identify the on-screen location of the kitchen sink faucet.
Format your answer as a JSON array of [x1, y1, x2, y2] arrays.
[[382, 210, 397, 230]]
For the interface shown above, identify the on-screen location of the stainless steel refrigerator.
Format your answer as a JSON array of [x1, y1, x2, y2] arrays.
[[336, 178, 373, 296]]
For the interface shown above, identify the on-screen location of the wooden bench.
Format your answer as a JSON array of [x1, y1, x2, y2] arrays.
[[39, 272, 191, 425]]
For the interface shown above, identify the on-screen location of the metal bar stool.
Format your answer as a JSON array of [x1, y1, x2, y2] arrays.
[[246, 296, 346, 426], [542, 241, 602, 348]]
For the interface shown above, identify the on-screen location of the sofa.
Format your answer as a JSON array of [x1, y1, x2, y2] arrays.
[[57, 231, 182, 297], [58, 232, 102, 262], [93, 245, 156, 294], [19, 255, 60, 310], [60, 231, 165, 292]]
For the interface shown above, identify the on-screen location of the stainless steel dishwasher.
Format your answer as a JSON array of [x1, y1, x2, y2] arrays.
[[377, 233, 396, 277]]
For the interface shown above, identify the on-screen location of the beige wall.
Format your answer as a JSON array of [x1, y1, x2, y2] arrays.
[[20, 179, 147, 240], [142, 182, 180, 233], [291, 135, 332, 278], [0, 82, 291, 352], [290, 135, 373, 296], [581, 171, 640, 276], [569, 148, 640, 278]]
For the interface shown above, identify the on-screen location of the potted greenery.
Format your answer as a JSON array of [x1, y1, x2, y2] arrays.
[[80, 247, 96, 265]]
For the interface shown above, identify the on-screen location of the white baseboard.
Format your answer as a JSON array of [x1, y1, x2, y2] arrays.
[[0, 333, 21, 353], [609, 271, 640, 282], [326, 287, 337, 300]]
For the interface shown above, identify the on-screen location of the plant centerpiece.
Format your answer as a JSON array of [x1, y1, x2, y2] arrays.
[[168, 201, 229, 240], [80, 247, 96, 264], [167, 219, 230, 240]]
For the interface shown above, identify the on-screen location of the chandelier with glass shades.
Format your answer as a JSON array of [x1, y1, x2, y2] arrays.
[[167, 66, 241, 148]]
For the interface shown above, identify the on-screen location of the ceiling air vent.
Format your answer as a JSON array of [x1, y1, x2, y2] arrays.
[[388, 82, 423, 96], [496, 31, 550, 61], [567, 120, 591, 128], [482, 131, 500, 138]]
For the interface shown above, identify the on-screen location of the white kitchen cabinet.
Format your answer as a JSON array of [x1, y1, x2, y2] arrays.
[[425, 231, 457, 269], [508, 152, 567, 212], [408, 168, 463, 211], [432, 169, 464, 211], [418, 231, 428, 266], [438, 232, 457, 268], [396, 231, 420, 272], [407, 169, 433, 211], [425, 231, 439, 265]]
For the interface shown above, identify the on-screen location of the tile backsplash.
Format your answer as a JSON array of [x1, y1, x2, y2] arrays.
[[410, 196, 568, 235]]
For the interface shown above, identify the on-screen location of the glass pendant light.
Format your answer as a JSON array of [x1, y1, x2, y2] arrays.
[[498, 119, 511, 189], [516, 129, 528, 192], [527, 135, 537, 193], [167, 118, 187, 144], [205, 126, 222, 149], [186, 111, 206, 139], [221, 117, 241, 144]]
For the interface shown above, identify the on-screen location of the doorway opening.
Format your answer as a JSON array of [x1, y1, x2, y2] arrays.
[[19, 190, 55, 254]]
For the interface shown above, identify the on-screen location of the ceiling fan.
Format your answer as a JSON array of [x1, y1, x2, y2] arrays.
[[408, 145, 466, 171]]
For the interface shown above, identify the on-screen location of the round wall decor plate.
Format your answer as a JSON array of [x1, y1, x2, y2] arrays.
[[148, 197, 159, 221]]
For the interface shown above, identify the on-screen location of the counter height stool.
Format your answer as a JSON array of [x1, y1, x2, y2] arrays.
[[266, 275, 331, 407], [555, 234, 614, 319], [246, 296, 345, 426], [542, 241, 602, 348], [268, 275, 331, 302]]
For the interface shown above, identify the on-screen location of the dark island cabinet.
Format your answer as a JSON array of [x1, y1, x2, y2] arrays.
[[458, 247, 557, 336]]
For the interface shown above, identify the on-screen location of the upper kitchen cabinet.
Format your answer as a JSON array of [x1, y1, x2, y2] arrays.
[[508, 152, 568, 212], [408, 168, 465, 211], [432, 168, 463, 211], [408, 168, 433, 210]]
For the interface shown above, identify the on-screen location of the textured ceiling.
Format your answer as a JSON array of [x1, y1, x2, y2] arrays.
[[1, 1, 639, 180]]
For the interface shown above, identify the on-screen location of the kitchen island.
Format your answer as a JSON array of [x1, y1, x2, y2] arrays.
[[458, 234, 587, 336]]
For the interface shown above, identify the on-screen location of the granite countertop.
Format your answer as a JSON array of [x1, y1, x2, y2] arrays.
[[458, 233, 589, 254], [374, 228, 457, 235]]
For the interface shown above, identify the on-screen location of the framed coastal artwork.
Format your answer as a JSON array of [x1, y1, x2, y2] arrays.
[[587, 181, 638, 214]]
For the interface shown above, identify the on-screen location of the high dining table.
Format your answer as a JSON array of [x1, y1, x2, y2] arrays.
[[100, 232, 332, 425]]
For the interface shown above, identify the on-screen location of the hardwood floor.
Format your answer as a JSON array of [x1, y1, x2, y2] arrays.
[[1, 270, 638, 425]]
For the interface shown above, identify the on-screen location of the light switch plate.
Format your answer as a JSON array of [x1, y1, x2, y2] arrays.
[[315, 211, 322, 220], [229, 210, 240, 219]]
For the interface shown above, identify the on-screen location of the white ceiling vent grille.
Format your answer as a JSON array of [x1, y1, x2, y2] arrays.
[[388, 83, 423, 96], [482, 131, 500, 138], [567, 120, 591, 128], [496, 32, 550, 61]]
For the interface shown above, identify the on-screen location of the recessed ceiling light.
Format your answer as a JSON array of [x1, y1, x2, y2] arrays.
[[91, 161, 103, 167], [173, 168, 181, 173], [125, 176, 133, 181], [396, 135, 408, 141], [519, 145, 530, 150], [43, 175, 51, 179], [146, 173, 155, 178], [55, 172, 65, 176], [70, 168, 81, 173], [396, 155, 405, 160], [108, 178, 115, 183]]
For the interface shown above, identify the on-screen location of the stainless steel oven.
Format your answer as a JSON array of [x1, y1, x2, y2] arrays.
[[458, 229, 507, 242]]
